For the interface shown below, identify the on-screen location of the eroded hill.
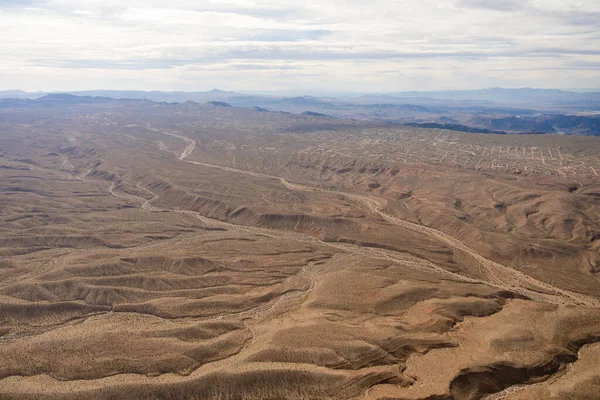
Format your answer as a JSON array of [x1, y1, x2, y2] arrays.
[[1, 97, 600, 399]]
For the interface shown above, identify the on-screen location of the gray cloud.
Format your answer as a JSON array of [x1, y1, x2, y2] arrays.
[[247, 29, 331, 42], [28, 59, 177, 70], [552, 10, 600, 27], [26, 45, 600, 72], [1, 0, 599, 91], [229, 64, 303, 71], [455, 0, 525, 12]]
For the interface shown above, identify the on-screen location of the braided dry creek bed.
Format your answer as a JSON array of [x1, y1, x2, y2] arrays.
[[58, 128, 600, 400]]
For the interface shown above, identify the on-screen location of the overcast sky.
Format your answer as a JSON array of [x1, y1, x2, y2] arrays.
[[1, 0, 599, 92]]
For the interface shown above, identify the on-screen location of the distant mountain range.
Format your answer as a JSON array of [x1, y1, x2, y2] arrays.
[[3, 88, 599, 108], [2, 90, 599, 136], [386, 88, 600, 106], [0, 89, 247, 103], [470, 114, 600, 135]]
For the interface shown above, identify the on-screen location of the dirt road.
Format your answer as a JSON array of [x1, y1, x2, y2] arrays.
[[152, 128, 599, 308]]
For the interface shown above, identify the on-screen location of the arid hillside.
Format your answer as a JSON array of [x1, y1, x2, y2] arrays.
[[1, 96, 600, 399]]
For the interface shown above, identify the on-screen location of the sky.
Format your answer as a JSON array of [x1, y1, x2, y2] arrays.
[[0, 0, 599, 92]]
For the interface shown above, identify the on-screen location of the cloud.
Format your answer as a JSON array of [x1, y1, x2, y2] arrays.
[[0, 0, 599, 91], [248, 29, 331, 42], [552, 10, 600, 26], [455, 0, 525, 11], [0, 0, 34, 7], [228, 63, 303, 71]]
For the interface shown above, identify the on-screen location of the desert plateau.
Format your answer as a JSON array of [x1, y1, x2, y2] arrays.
[[0, 94, 599, 399]]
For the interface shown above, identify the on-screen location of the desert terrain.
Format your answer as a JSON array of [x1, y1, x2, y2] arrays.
[[1, 95, 600, 399], [5, 88, 600, 136]]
